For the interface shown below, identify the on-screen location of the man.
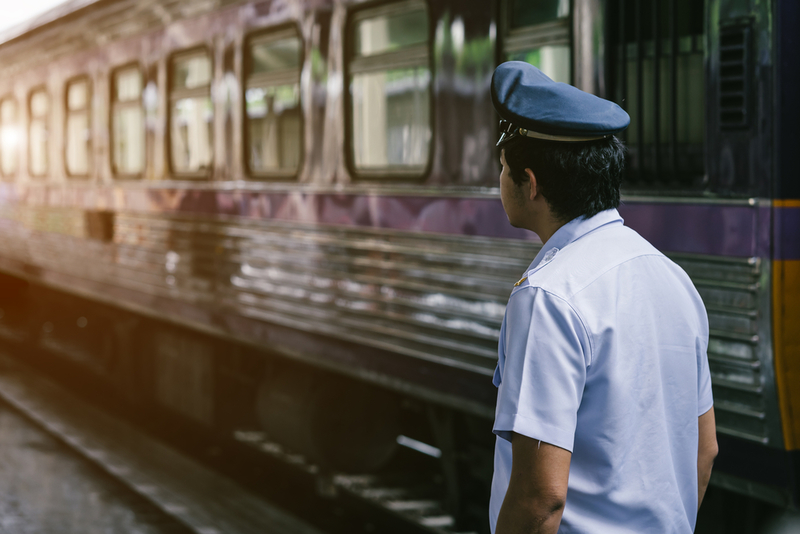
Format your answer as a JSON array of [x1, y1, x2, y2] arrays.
[[489, 61, 718, 534]]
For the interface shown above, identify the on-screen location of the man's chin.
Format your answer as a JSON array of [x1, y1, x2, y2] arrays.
[[506, 217, 522, 229], [506, 218, 536, 235]]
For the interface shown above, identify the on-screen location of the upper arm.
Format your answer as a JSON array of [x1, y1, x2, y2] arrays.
[[496, 433, 572, 534], [698, 407, 718, 460], [507, 432, 571, 509], [697, 407, 718, 509]]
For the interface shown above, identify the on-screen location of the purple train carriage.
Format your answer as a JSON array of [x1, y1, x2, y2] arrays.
[[0, 0, 797, 531]]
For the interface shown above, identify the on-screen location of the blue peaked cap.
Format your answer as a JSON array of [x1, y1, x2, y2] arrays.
[[492, 61, 630, 145]]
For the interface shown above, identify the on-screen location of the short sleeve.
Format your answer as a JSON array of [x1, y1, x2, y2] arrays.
[[493, 287, 591, 453], [697, 342, 713, 416]]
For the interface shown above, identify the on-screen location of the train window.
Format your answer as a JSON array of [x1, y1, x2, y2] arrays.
[[354, 9, 427, 55], [0, 98, 19, 178], [608, 0, 705, 187], [112, 66, 144, 176], [28, 89, 49, 177], [501, 0, 571, 83], [347, 0, 431, 177], [170, 50, 213, 176], [245, 29, 302, 177], [65, 78, 91, 177]]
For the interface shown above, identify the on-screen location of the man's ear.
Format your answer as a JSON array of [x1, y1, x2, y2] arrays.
[[524, 168, 538, 200]]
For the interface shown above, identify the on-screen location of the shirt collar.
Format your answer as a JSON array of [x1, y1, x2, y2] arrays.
[[528, 208, 624, 272]]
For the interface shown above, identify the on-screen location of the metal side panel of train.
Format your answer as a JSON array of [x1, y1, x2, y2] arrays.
[[0, 188, 787, 448]]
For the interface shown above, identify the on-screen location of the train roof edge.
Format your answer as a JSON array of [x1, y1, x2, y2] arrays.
[[0, 0, 105, 47]]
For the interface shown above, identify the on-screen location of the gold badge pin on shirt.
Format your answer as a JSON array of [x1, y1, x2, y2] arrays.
[[514, 276, 528, 287]]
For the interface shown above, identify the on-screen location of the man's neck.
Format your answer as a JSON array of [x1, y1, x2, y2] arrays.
[[530, 211, 565, 245]]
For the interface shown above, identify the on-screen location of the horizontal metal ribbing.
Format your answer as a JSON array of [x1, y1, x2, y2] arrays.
[[715, 425, 769, 445], [709, 329, 759, 344], [0, 211, 775, 444], [714, 400, 766, 420], [711, 377, 764, 395], [708, 353, 760, 369]]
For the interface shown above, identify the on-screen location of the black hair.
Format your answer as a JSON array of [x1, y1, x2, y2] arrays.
[[502, 135, 626, 223]]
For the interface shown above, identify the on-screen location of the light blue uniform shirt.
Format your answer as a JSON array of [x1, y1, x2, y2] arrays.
[[490, 209, 713, 534]]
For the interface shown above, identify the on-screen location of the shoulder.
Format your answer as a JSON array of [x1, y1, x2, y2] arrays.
[[523, 224, 664, 297], [506, 284, 587, 331], [505, 285, 593, 364]]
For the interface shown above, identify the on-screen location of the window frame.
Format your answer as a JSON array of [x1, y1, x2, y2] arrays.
[[606, 0, 707, 192], [0, 95, 19, 180], [27, 86, 50, 179], [110, 62, 146, 180], [64, 75, 92, 179], [343, 0, 434, 182], [242, 24, 304, 181], [167, 46, 214, 180], [498, 0, 573, 83]]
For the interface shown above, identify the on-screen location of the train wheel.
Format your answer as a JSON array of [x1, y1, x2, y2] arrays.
[[255, 366, 400, 473]]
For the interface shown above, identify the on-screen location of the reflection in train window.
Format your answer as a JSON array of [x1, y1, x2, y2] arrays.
[[28, 89, 49, 177], [348, 1, 431, 176], [170, 50, 213, 175], [354, 9, 427, 56], [112, 66, 144, 176], [66, 77, 91, 176], [608, 0, 705, 186], [0, 98, 19, 178], [502, 0, 571, 83], [245, 29, 302, 177]]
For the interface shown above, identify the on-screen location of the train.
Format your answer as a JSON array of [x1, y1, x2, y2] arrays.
[[0, 0, 797, 531]]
